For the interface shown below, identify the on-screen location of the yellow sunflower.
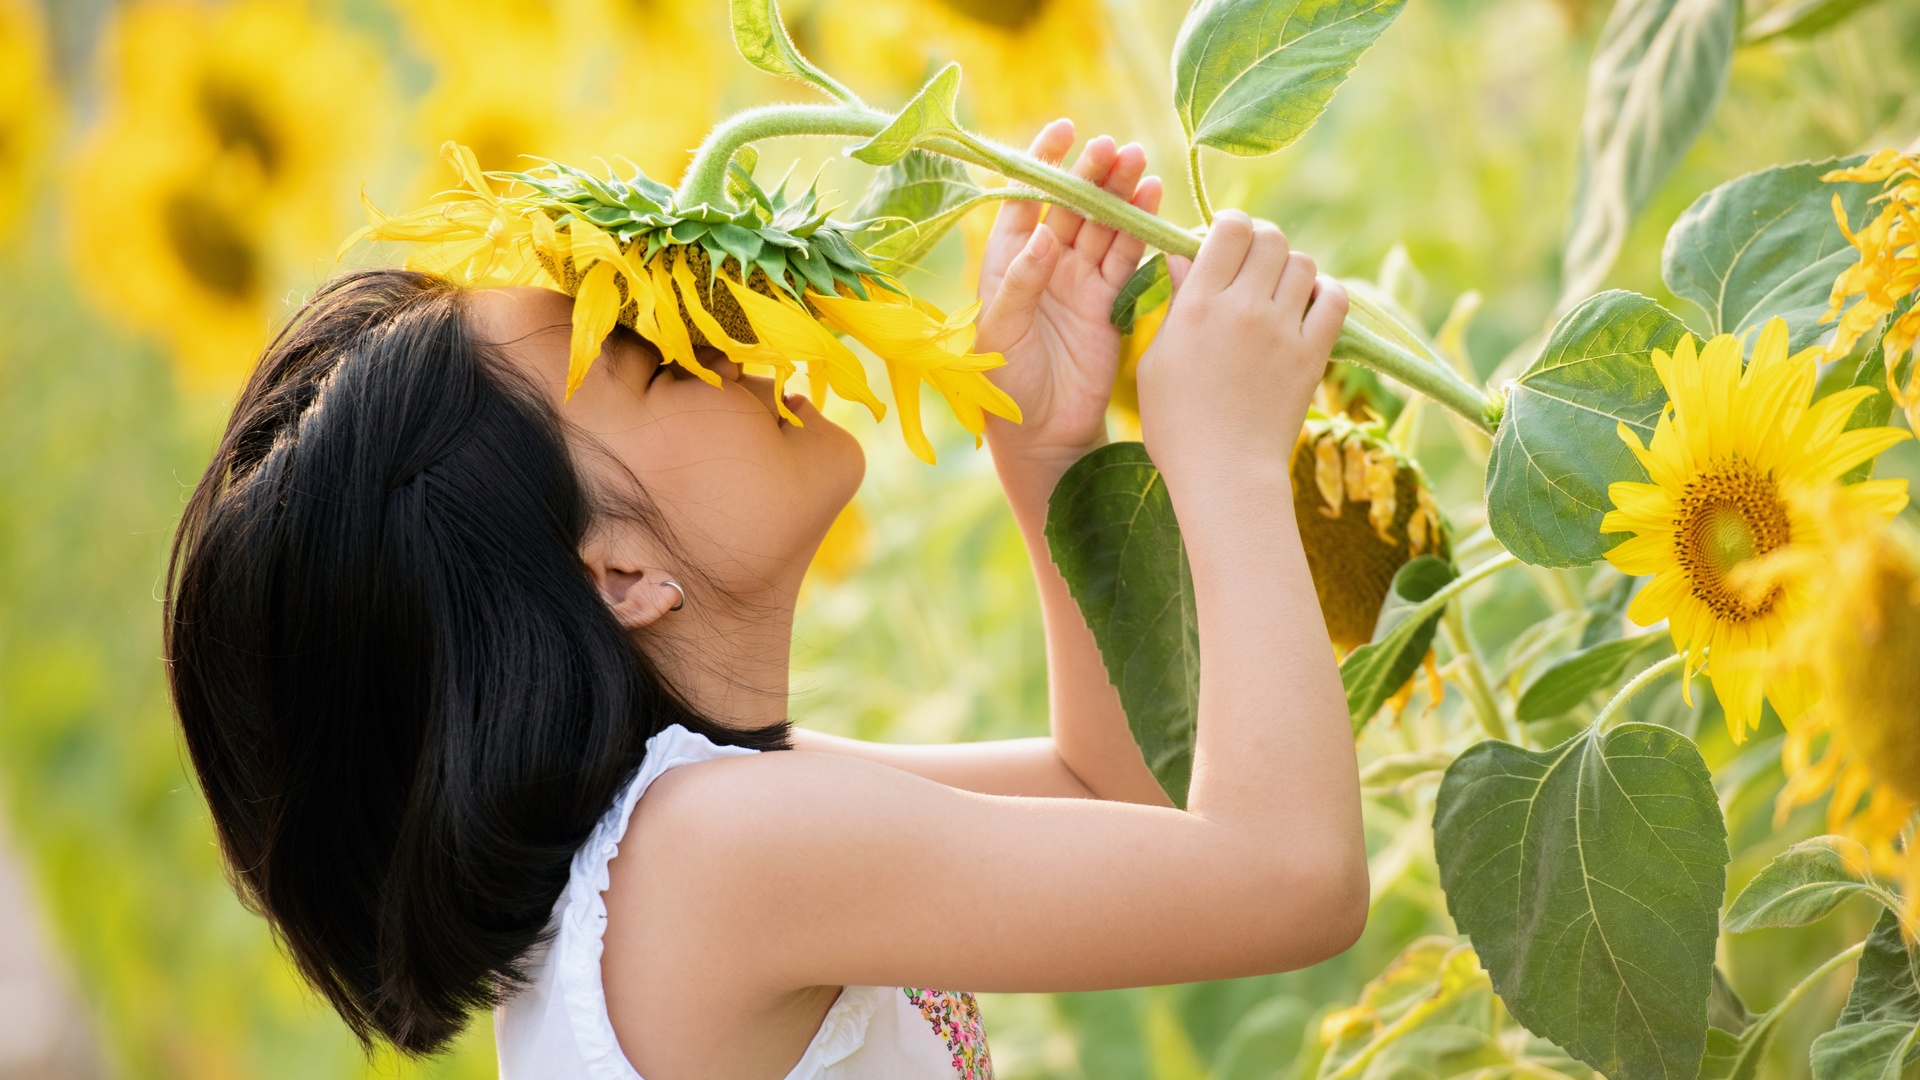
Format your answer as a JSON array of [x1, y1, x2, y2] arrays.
[[1599, 317, 1911, 741], [67, 0, 381, 392], [0, 0, 55, 240], [1822, 150, 1919, 432], [1775, 518, 1920, 928], [813, 0, 1113, 138], [394, 0, 596, 179], [349, 143, 1019, 463]]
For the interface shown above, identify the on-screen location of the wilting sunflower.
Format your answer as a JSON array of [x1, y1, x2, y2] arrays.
[[1291, 413, 1446, 652], [67, 0, 380, 391], [1823, 150, 1920, 433], [1775, 518, 1920, 928], [0, 0, 54, 240], [814, 0, 1113, 138], [348, 143, 1019, 462], [1599, 317, 1911, 741]]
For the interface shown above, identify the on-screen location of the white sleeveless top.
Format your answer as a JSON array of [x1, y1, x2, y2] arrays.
[[494, 724, 994, 1080]]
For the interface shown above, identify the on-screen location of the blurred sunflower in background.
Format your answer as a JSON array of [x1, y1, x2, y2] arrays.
[[0, 0, 55, 242], [813, 0, 1114, 138], [1775, 517, 1920, 929], [395, 0, 595, 178], [66, 0, 381, 392], [571, 0, 729, 183]]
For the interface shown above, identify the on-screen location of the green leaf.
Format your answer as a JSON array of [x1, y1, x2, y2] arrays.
[[1046, 443, 1197, 807], [852, 152, 1000, 275], [1812, 909, 1920, 1080], [848, 64, 964, 167], [1432, 722, 1729, 1080], [1561, 0, 1741, 302], [1661, 155, 1876, 351], [1580, 571, 1638, 648], [1707, 967, 1754, 1034], [1171, 0, 1410, 157], [729, 0, 851, 100], [1515, 632, 1672, 722], [1111, 254, 1172, 335], [1743, 0, 1888, 43], [1340, 556, 1456, 731], [1724, 836, 1873, 932], [1485, 290, 1689, 568]]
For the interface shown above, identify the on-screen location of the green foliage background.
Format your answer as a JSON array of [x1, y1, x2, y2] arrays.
[[2, 0, 1920, 1076]]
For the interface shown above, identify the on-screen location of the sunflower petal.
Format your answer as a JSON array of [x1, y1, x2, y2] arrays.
[[567, 260, 622, 400]]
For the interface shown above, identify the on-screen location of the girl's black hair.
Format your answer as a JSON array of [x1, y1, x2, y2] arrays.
[[163, 268, 789, 1056]]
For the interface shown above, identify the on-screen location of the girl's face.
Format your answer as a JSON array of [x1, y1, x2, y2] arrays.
[[470, 286, 864, 598]]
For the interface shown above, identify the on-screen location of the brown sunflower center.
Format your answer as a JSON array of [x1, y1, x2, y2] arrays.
[[163, 188, 259, 301], [1673, 459, 1790, 622], [198, 77, 282, 178], [938, 0, 1046, 31]]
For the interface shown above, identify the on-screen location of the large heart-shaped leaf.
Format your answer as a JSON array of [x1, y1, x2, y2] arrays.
[[853, 151, 1005, 275], [1723, 836, 1875, 933], [1340, 556, 1456, 731], [1432, 721, 1728, 1080], [1661, 155, 1876, 351], [1171, 0, 1409, 158], [1046, 443, 1197, 807], [848, 64, 964, 167], [1561, 0, 1741, 303], [1811, 909, 1920, 1080], [1486, 290, 1688, 568]]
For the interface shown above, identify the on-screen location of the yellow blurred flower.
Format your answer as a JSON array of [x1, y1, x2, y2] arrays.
[[0, 0, 55, 240], [394, 0, 724, 190], [1600, 318, 1911, 742], [1776, 519, 1920, 930], [1291, 414, 1446, 654], [350, 145, 1019, 462], [67, 0, 381, 392], [1822, 150, 1920, 432], [815, 0, 1113, 137]]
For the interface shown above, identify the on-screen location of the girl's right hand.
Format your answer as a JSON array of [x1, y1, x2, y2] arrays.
[[1135, 211, 1348, 486]]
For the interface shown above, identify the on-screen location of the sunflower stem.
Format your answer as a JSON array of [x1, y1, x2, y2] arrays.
[[677, 104, 891, 209], [1188, 145, 1215, 225], [1594, 651, 1690, 731]]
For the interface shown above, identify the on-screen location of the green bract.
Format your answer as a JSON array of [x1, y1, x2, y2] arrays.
[[498, 153, 889, 303]]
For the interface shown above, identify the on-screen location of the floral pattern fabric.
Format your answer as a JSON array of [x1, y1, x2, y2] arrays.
[[902, 988, 993, 1079]]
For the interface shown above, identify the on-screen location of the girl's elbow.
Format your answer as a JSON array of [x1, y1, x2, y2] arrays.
[[1241, 847, 1370, 970]]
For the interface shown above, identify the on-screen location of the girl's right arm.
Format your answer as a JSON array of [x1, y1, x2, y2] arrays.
[[617, 211, 1361, 1002]]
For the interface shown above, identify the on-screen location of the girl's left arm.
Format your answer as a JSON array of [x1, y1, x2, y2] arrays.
[[791, 122, 1169, 806]]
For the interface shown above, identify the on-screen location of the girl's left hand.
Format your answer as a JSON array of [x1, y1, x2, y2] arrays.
[[975, 120, 1163, 472]]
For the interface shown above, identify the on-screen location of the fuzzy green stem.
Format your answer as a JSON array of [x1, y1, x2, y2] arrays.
[[1337, 316, 1498, 434], [1594, 651, 1689, 730], [678, 104, 890, 208], [1188, 145, 1214, 225]]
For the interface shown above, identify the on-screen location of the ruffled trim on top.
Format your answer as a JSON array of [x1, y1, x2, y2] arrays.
[[783, 985, 884, 1079], [552, 724, 761, 1080]]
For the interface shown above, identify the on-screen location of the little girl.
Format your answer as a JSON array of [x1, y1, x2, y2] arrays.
[[164, 121, 1362, 1079]]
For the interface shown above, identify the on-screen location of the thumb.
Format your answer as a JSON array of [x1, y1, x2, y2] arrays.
[[984, 226, 1059, 332], [1165, 253, 1192, 294]]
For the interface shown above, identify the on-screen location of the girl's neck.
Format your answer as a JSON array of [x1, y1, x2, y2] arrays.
[[647, 582, 797, 731]]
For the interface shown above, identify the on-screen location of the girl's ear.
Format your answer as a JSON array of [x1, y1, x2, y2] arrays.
[[580, 539, 684, 631]]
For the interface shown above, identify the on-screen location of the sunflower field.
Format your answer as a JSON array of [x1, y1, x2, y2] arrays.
[[3, 0, 1920, 1076]]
